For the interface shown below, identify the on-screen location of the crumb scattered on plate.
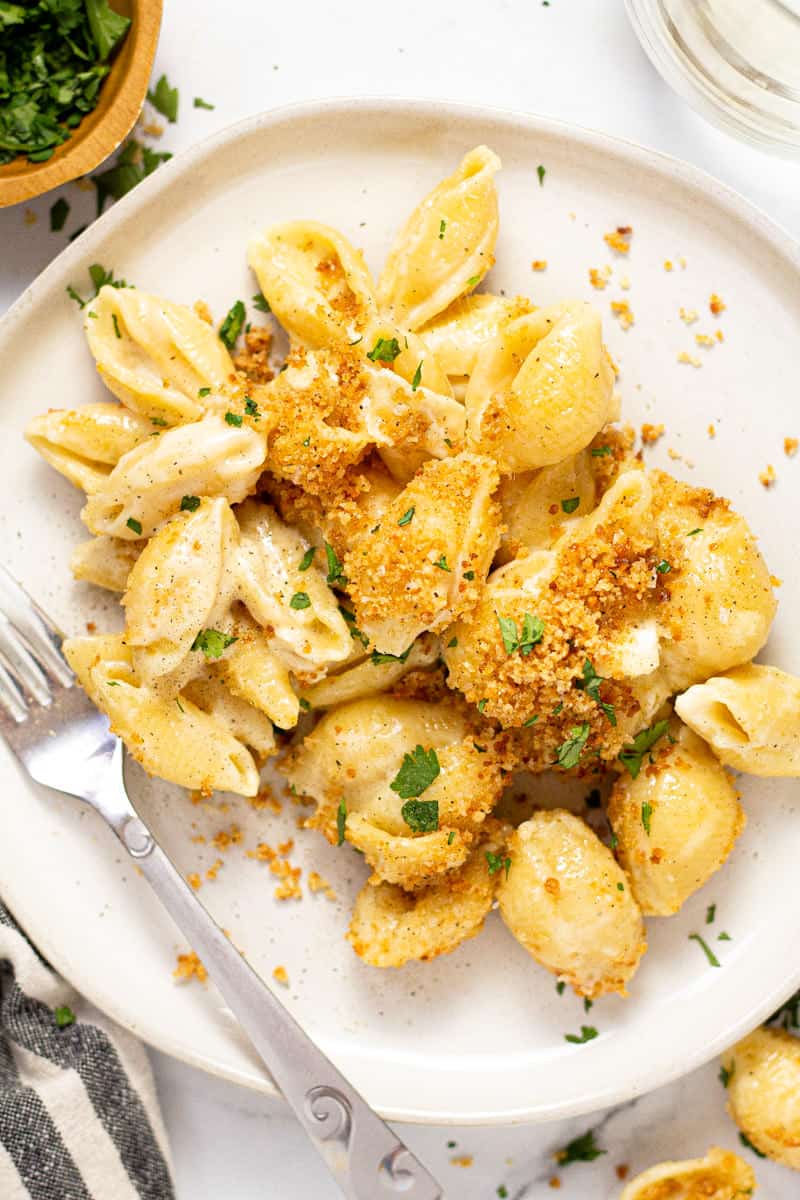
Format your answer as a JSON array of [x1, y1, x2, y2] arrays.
[[784, 437, 798, 457], [272, 965, 290, 986], [641, 423, 664, 446], [604, 226, 631, 254], [677, 351, 701, 367], [610, 299, 634, 329], [759, 464, 776, 488], [174, 951, 207, 984]]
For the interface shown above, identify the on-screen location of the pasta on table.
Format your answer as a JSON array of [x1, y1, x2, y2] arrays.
[[28, 145, 800, 1000]]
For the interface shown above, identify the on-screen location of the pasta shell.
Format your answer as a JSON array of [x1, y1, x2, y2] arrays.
[[123, 498, 239, 688], [676, 663, 800, 776], [377, 146, 501, 329], [497, 810, 647, 998], [235, 500, 351, 677], [218, 609, 300, 731], [70, 536, 142, 593], [63, 634, 260, 796], [619, 1147, 755, 1200], [466, 302, 615, 472], [247, 221, 376, 346], [86, 286, 235, 423], [496, 450, 597, 562], [722, 1026, 800, 1169], [608, 724, 744, 916], [25, 403, 153, 493], [364, 366, 466, 482], [82, 414, 267, 539], [183, 675, 276, 758], [417, 293, 535, 378], [302, 632, 439, 710]]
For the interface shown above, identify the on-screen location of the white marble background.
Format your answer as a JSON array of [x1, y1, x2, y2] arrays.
[[2, 0, 800, 1195]]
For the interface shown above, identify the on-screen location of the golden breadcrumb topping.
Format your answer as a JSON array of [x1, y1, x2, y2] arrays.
[[173, 952, 207, 984], [531, 260, 548, 271], [193, 299, 213, 325], [677, 351, 701, 368], [272, 965, 290, 986], [610, 300, 634, 330], [641, 423, 664, 446], [784, 437, 798, 457], [604, 227, 632, 254], [709, 292, 726, 315], [233, 327, 274, 384], [759, 464, 776, 488], [589, 266, 611, 290]]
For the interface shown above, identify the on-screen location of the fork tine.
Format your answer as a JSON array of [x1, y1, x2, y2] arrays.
[[0, 566, 73, 687], [0, 656, 27, 722], [0, 619, 51, 705]]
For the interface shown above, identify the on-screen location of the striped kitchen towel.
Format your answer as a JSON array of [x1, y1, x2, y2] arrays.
[[0, 900, 175, 1200]]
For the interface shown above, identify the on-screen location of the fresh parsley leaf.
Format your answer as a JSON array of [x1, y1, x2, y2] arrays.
[[523, 714, 539, 727], [591, 445, 612, 456], [520, 613, 545, 655], [618, 719, 670, 778], [467, 274, 481, 287], [66, 284, 86, 307], [324, 541, 347, 586], [244, 396, 260, 419], [252, 291, 271, 313], [719, 1062, 734, 1088], [434, 555, 451, 571], [497, 615, 520, 655], [556, 981, 566, 995], [486, 851, 511, 877], [147, 73, 179, 122], [641, 801, 653, 835], [366, 336, 401, 363], [298, 547, 316, 571], [289, 592, 311, 610], [54, 1004, 76, 1028], [463, 569, 475, 581], [175, 697, 185, 713], [298, 697, 311, 711], [561, 496, 580, 514], [689, 932, 721, 968], [398, 507, 415, 527], [718, 932, 731, 941], [706, 903, 716, 925], [390, 745, 441, 799], [339, 605, 369, 648], [555, 1129, 606, 1165], [126, 517, 142, 535], [447, 830, 456, 845], [552, 701, 564, 715], [497, 1187, 508, 1199], [739, 1133, 767, 1159], [447, 637, 458, 648], [655, 560, 672, 574], [477, 699, 488, 714], [150, 416, 167, 427], [50, 197, 70, 232], [687, 527, 703, 536], [191, 629, 237, 659], [564, 1025, 598, 1045], [111, 313, 122, 339], [371, 647, 412, 666], [411, 361, 423, 391], [193, 96, 215, 110], [575, 659, 616, 725], [555, 724, 590, 770], [219, 300, 246, 349], [198, 387, 212, 397], [336, 799, 347, 846], [537, 164, 546, 187], [617, 881, 625, 891], [767, 988, 800, 1030], [439, 218, 446, 239], [86, 0, 130, 60], [224, 411, 243, 427], [401, 798, 439, 833]]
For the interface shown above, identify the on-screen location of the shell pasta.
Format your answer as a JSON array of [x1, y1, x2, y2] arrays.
[[25, 145, 796, 1000]]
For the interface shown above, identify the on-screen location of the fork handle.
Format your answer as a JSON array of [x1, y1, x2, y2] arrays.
[[116, 810, 442, 1200]]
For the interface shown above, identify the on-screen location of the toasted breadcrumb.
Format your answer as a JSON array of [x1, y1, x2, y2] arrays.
[[193, 300, 213, 325], [588, 266, 611, 290], [616, 1164, 630, 1181], [272, 965, 290, 987], [771, 574, 783, 587], [249, 787, 282, 814], [707, 424, 716, 438], [308, 871, 337, 901], [759, 464, 776, 488], [677, 351, 701, 367], [715, 329, 724, 343], [679, 307, 698, 324], [784, 437, 798, 457], [24, 209, 37, 226], [604, 227, 632, 254], [233, 327, 274, 384], [211, 825, 243, 852], [247, 842, 276, 863], [709, 292, 726, 315], [640, 423, 664, 446], [619, 275, 631, 291], [173, 952, 207, 984], [663, 260, 673, 272], [74, 177, 94, 192], [186, 872, 202, 890], [206, 858, 223, 881], [271, 857, 303, 900], [695, 333, 716, 348], [531, 260, 548, 271], [450, 1156, 474, 1168], [549, 1180, 561, 1190], [142, 119, 164, 138], [610, 300, 634, 330]]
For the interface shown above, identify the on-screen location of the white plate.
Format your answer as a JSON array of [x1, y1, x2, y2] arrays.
[[1, 99, 799, 1126]]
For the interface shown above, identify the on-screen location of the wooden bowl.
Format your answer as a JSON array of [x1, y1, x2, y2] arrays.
[[0, 0, 163, 209]]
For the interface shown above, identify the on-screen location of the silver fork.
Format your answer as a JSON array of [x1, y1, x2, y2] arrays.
[[0, 565, 443, 1200]]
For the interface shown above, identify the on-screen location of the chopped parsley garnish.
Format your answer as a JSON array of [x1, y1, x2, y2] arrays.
[[497, 1188, 508, 1199], [398, 506, 415, 527], [561, 496, 580, 514], [463, 570, 475, 581], [575, 659, 616, 725], [591, 445, 612, 456], [401, 798, 439, 833], [67, 264, 130, 307], [439, 218, 446, 239], [555, 1129, 606, 1165], [54, 1004, 76, 1028], [106, 680, 119, 687], [50, 197, 69, 232], [655, 560, 672, 574], [219, 300, 246, 349], [467, 274, 481, 287], [390, 745, 441, 799], [584, 998, 593, 1013], [447, 637, 458, 648], [252, 291, 271, 313], [556, 981, 566, 995], [147, 73, 179, 122], [555, 724, 590, 770], [477, 699, 488, 714], [289, 592, 311, 610], [198, 387, 212, 397], [497, 612, 545, 656], [366, 336, 401, 363], [303, 437, 311, 446], [537, 164, 546, 187], [411, 361, 423, 391], [298, 697, 311, 711], [719, 1062, 734, 1088], [224, 411, 243, 427], [523, 714, 539, 727], [193, 96, 215, 110], [447, 830, 456, 845], [617, 882, 624, 891], [244, 396, 260, 419], [324, 541, 347, 586], [618, 719, 670, 779], [180, 495, 201, 512], [486, 851, 511, 878], [191, 629, 237, 659], [718, 931, 731, 941], [689, 932, 721, 968], [150, 416, 167, 427], [111, 313, 122, 339], [93, 139, 172, 214], [739, 1133, 766, 1159], [687, 527, 704, 536], [175, 697, 185, 713], [552, 701, 564, 715], [336, 799, 347, 846], [641, 801, 653, 836], [126, 517, 142, 535], [767, 988, 800, 1030], [298, 547, 316, 571], [564, 1025, 598, 1045], [433, 555, 451, 571], [706, 903, 716, 925], [339, 605, 369, 648], [371, 646, 412, 666]]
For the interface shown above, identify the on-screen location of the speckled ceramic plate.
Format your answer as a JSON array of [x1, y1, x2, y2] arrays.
[[1, 99, 799, 1125]]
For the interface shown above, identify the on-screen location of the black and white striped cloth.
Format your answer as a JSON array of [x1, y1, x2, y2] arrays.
[[0, 900, 175, 1200]]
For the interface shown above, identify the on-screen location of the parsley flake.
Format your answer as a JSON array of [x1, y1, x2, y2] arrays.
[[370, 646, 412, 666], [689, 932, 721, 967], [619, 719, 670, 778], [298, 698, 311, 711], [111, 313, 122, 339], [656, 560, 672, 574], [719, 1062, 734, 1088], [324, 541, 347, 586], [219, 301, 246, 349], [739, 1133, 766, 1159], [252, 291, 271, 313], [591, 445, 612, 456], [434, 555, 451, 571], [575, 659, 616, 725], [398, 507, 415, 527], [564, 1025, 598, 1045], [477, 699, 488, 714], [50, 198, 69, 232], [126, 517, 142, 535], [191, 629, 237, 659], [556, 981, 566, 995], [401, 798, 439, 833], [555, 724, 590, 770], [439, 218, 446, 239], [555, 1129, 606, 1165], [447, 636, 458, 648], [336, 799, 347, 846], [289, 592, 311, 610], [366, 336, 401, 363], [411, 361, 423, 391], [224, 411, 243, 427], [537, 164, 546, 187], [486, 851, 512, 878], [54, 1005, 76, 1029], [561, 496, 580, 514], [463, 570, 475, 581], [244, 396, 260, 419], [641, 801, 653, 835], [180, 495, 201, 512], [298, 547, 316, 571], [150, 416, 167, 427], [523, 714, 539, 727], [147, 74, 179, 123], [390, 745, 440, 799], [706, 903, 716, 925], [198, 387, 212, 397], [193, 96, 215, 110], [467, 274, 481, 287], [447, 831, 456, 845], [687, 527, 704, 536]]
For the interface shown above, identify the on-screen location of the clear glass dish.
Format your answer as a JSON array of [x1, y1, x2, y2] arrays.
[[626, 0, 800, 155]]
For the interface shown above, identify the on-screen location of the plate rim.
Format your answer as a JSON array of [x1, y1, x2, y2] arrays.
[[2, 95, 800, 1126]]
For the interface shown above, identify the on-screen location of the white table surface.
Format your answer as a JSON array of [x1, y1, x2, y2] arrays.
[[2, 1, 800, 1196]]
